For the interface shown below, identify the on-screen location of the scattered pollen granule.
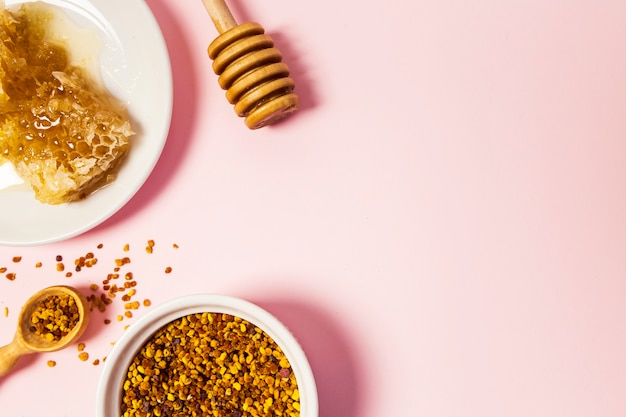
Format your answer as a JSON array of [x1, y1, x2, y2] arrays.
[[77, 343, 86, 352], [1, 239, 178, 372], [115, 257, 131, 267], [124, 301, 140, 310], [145, 241, 155, 254], [47, 360, 56, 367], [74, 252, 99, 272]]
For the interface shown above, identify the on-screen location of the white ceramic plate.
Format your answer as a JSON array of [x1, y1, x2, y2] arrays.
[[96, 294, 318, 417], [0, 0, 172, 246]]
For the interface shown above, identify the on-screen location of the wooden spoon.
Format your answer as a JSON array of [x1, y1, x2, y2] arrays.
[[0, 285, 90, 377]]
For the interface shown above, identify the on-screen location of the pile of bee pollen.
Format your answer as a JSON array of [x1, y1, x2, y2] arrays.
[[29, 294, 79, 342], [121, 313, 300, 417]]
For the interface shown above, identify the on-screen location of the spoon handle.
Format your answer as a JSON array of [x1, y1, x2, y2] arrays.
[[0, 337, 31, 377]]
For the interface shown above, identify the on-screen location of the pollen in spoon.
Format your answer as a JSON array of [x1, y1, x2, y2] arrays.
[[28, 294, 80, 343]]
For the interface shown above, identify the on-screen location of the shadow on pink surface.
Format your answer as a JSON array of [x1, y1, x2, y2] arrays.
[[269, 30, 318, 115], [254, 299, 361, 417], [0, 333, 38, 386], [0, 354, 37, 389], [94, 0, 199, 232], [68, 284, 112, 345]]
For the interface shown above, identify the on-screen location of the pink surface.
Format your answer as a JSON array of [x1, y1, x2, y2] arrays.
[[1, 0, 626, 416]]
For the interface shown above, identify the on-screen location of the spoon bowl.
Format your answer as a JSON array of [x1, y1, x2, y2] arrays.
[[0, 285, 90, 377]]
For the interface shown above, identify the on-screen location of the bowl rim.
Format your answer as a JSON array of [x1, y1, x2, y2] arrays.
[[95, 293, 319, 417]]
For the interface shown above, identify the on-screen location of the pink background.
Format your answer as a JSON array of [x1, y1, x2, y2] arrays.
[[2, 0, 626, 416]]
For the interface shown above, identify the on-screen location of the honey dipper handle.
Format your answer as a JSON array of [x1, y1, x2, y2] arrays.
[[201, 0, 238, 33]]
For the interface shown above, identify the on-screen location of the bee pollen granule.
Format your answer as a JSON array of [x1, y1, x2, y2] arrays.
[[120, 312, 300, 417], [29, 294, 79, 342]]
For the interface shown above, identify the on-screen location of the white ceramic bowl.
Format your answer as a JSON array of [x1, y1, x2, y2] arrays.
[[95, 294, 318, 417]]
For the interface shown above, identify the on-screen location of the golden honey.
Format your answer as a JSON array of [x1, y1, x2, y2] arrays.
[[0, 3, 133, 204]]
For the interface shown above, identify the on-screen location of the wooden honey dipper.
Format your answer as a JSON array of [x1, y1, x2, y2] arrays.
[[202, 0, 299, 129]]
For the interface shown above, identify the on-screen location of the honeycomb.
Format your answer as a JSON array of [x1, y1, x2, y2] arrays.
[[0, 4, 133, 204]]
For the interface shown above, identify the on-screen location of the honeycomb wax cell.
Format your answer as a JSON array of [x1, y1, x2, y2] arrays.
[[0, 3, 133, 204]]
